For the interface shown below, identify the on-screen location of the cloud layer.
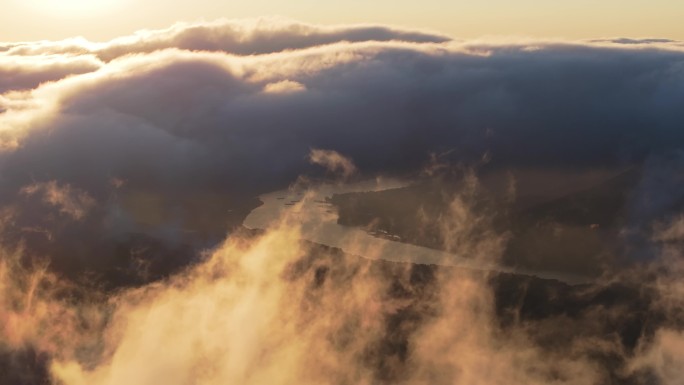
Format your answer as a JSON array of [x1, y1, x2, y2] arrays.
[[3, 19, 682, 276]]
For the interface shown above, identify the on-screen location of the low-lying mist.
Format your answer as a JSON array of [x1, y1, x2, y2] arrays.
[[1, 173, 684, 385]]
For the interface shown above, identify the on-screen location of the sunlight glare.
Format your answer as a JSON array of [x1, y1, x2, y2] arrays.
[[21, 0, 126, 16]]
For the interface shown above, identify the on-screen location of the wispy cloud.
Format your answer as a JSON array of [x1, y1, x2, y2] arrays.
[[309, 148, 357, 179]]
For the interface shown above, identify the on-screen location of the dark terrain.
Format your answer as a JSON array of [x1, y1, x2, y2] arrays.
[[329, 168, 655, 277]]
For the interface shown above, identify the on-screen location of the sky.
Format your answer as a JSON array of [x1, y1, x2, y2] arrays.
[[3, 0, 684, 42]]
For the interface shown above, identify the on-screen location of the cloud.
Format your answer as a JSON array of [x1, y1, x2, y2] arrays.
[[0, 38, 94, 58], [20, 181, 95, 221], [590, 38, 678, 45], [263, 80, 306, 94], [624, 216, 684, 384], [0, 54, 101, 94], [93, 18, 451, 61], [629, 330, 684, 385], [308, 148, 357, 179]]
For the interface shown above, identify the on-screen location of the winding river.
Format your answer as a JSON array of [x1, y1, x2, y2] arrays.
[[243, 179, 586, 284]]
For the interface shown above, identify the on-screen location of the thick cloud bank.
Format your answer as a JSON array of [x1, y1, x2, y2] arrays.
[[1, 18, 684, 384], [1, 19, 683, 271]]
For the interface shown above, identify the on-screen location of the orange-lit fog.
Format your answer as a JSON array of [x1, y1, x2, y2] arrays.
[[2, 183, 684, 384]]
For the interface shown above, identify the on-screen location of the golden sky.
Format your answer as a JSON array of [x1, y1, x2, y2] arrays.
[[2, 0, 683, 42]]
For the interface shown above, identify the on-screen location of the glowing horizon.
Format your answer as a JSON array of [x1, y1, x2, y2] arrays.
[[2, 0, 684, 43]]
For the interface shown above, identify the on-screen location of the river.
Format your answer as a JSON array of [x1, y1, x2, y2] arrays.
[[243, 179, 587, 284]]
